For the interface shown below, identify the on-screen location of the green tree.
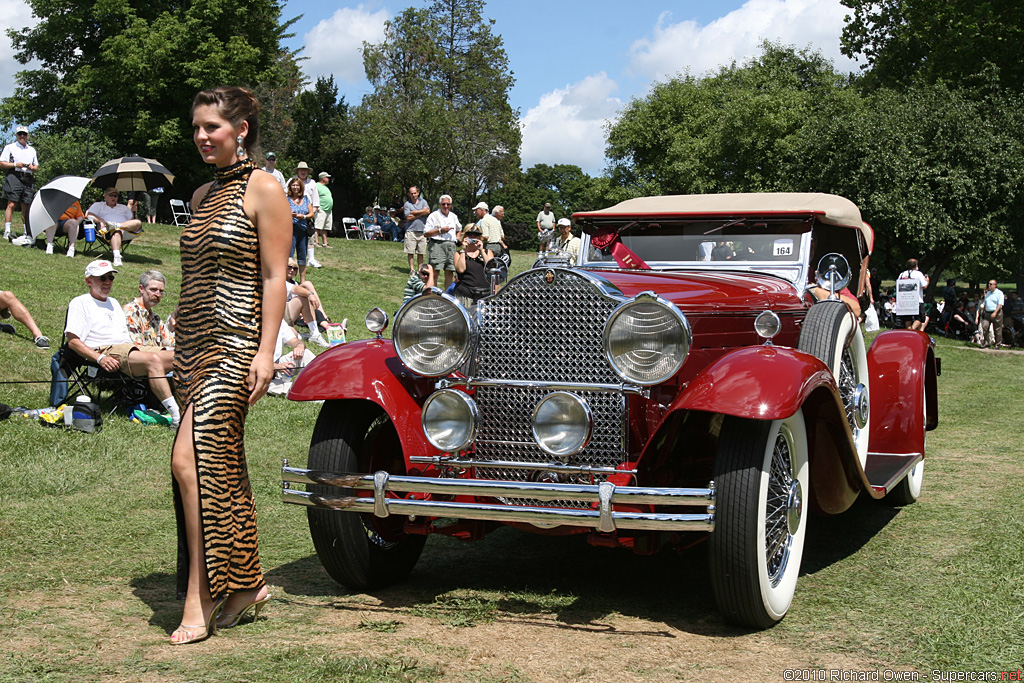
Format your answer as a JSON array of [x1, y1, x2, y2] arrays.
[[606, 43, 849, 196], [286, 76, 364, 219], [840, 0, 1024, 91], [787, 83, 1024, 288], [357, 0, 521, 210], [3, 0, 298, 196]]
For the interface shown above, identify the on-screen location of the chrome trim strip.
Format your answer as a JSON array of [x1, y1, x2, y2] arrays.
[[283, 488, 714, 532], [283, 467, 714, 507], [437, 377, 648, 396], [408, 455, 638, 476]]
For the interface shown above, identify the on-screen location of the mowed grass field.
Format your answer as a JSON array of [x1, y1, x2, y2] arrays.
[[1, 222, 1022, 682]]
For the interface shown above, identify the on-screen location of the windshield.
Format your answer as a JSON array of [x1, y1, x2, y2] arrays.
[[584, 221, 807, 263]]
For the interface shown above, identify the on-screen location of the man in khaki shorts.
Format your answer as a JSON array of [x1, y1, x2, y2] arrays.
[[403, 185, 430, 273], [424, 193, 460, 289], [65, 259, 180, 426]]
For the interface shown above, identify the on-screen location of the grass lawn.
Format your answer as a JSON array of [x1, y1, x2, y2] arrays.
[[1, 224, 1022, 681]]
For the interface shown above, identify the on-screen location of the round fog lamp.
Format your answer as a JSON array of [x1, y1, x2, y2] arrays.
[[365, 307, 388, 334], [532, 392, 592, 457], [421, 390, 479, 453], [754, 310, 781, 340]]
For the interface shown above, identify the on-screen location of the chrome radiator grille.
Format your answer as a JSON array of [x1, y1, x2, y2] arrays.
[[471, 270, 626, 505], [476, 269, 620, 383]]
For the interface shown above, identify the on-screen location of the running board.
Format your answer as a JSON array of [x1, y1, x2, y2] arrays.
[[864, 452, 923, 494]]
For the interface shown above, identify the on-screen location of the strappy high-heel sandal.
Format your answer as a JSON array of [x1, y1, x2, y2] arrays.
[[171, 598, 226, 645], [217, 592, 271, 629]]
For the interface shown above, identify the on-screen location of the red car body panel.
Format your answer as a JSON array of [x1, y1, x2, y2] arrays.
[[866, 329, 937, 455], [289, 339, 437, 459]]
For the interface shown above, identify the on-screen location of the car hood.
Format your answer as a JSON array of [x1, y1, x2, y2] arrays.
[[588, 268, 806, 313]]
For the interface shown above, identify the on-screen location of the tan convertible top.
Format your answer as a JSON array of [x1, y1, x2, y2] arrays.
[[573, 192, 873, 249]]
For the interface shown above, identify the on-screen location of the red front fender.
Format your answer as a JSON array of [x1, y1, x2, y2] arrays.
[[670, 345, 837, 420], [288, 339, 438, 457]]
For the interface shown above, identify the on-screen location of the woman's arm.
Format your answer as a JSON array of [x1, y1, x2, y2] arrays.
[[454, 249, 466, 274], [244, 172, 292, 404]]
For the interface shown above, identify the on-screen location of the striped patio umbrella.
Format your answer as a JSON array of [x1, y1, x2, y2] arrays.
[[91, 156, 175, 192]]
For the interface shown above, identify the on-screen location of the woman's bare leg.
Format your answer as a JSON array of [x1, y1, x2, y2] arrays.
[[170, 405, 216, 641]]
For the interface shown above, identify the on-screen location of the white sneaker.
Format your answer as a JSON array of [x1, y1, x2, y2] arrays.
[[12, 234, 33, 246], [308, 331, 329, 347], [2, 229, 9, 240], [45, 243, 54, 255], [309, 258, 322, 268], [66, 246, 75, 257], [113, 255, 123, 266]]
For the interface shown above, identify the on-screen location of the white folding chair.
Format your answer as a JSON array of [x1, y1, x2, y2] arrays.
[[360, 218, 381, 240], [170, 199, 191, 227], [342, 217, 360, 239]]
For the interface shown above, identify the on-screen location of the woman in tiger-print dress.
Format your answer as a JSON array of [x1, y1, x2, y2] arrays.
[[169, 86, 291, 645]]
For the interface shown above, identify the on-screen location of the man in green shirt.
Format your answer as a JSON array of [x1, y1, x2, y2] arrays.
[[315, 172, 334, 249]]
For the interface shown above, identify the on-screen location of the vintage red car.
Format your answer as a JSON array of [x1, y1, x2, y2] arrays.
[[282, 192, 939, 628]]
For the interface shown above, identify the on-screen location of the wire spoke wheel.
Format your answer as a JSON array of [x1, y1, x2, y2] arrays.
[[710, 410, 809, 628], [798, 300, 870, 468]]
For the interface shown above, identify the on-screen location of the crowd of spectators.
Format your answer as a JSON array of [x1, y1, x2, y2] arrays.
[[873, 274, 1021, 349]]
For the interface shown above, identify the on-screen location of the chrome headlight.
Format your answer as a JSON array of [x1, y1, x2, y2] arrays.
[[422, 389, 479, 452], [393, 290, 473, 376], [604, 293, 690, 385], [755, 310, 781, 341], [532, 392, 592, 457]]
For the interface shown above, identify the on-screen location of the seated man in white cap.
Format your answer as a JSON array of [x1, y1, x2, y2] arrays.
[[86, 188, 143, 267], [65, 260, 180, 425]]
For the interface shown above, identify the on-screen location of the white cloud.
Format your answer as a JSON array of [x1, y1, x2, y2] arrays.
[[301, 5, 389, 86], [629, 0, 858, 81], [520, 73, 621, 175], [0, 0, 39, 107]]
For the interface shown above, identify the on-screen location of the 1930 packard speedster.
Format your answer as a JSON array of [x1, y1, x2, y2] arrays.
[[281, 193, 939, 628]]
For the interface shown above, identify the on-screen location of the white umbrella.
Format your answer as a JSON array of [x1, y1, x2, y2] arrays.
[[25, 175, 92, 238]]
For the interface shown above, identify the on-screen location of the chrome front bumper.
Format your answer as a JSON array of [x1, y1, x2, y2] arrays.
[[282, 462, 716, 533]]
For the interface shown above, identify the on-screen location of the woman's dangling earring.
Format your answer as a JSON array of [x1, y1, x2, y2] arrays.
[[236, 135, 245, 159]]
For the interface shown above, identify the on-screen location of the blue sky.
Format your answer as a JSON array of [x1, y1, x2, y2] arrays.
[[0, 0, 862, 175]]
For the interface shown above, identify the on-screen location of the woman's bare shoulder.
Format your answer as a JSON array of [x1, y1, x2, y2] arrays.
[[191, 181, 214, 208]]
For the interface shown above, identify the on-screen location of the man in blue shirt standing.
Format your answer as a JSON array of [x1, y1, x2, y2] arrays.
[[403, 186, 430, 274], [979, 279, 1005, 349]]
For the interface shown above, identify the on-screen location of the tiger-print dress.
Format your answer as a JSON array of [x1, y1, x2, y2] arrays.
[[172, 158, 264, 601]]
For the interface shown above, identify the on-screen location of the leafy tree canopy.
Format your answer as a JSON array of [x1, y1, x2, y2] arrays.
[[840, 0, 1024, 91], [357, 0, 521, 211], [3, 0, 300, 196], [606, 42, 849, 197]]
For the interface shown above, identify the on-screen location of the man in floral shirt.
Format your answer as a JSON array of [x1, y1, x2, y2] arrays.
[[122, 270, 175, 349]]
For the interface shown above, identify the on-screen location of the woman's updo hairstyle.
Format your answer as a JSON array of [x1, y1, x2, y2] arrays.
[[192, 86, 261, 157]]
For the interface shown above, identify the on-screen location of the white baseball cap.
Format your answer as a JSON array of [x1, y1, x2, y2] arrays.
[[557, 217, 571, 227], [473, 201, 489, 211], [85, 260, 117, 277]]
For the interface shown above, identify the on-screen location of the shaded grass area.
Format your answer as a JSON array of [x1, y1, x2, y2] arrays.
[[2, 229, 1023, 679]]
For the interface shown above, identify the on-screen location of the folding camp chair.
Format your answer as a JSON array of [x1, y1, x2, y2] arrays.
[[53, 343, 152, 414], [51, 307, 159, 413], [77, 219, 142, 258], [170, 199, 191, 227]]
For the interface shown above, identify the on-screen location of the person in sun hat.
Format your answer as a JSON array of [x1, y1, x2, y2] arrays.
[[294, 161, 321, 268]]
